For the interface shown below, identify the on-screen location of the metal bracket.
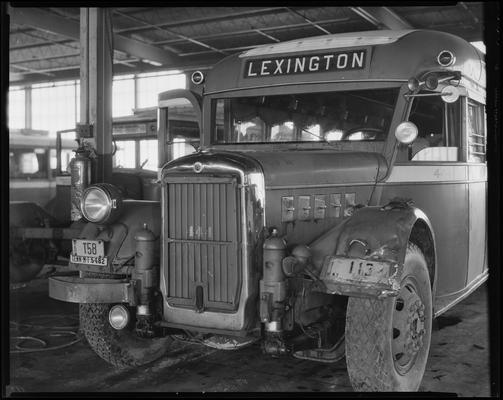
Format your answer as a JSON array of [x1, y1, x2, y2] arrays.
[[76, 123, 93, 138]]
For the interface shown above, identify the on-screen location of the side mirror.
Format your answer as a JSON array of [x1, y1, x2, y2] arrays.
[[395, 121, 418, 144], [441, 85, 460, 103]]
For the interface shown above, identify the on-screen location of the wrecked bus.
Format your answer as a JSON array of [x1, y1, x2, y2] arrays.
[[49, 29, 487, 391]]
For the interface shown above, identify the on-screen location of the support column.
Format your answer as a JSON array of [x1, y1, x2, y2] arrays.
[[80, 7, 113, 184], [24, 86, 32, 129]]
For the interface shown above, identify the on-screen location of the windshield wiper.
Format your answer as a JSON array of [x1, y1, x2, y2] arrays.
[[300, 127, 327, 142], [300, 127, 342, 151]]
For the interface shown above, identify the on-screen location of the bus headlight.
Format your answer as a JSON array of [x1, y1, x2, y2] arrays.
[[395, 121, 418, 144], [81, 183, 123, 224]]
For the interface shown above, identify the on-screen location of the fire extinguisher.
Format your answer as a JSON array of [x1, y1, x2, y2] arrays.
[[69, 145, 92, 221]]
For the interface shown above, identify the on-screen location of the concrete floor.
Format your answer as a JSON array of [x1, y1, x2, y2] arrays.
[[7, 276, 491, 395]]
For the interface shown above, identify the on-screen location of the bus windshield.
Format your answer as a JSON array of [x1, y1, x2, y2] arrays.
[[213, 88, 399, 144]]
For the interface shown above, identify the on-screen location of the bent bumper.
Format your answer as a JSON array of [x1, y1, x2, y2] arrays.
[[48, 276, 137, 305]]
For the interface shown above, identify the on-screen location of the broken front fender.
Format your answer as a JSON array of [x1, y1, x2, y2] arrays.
[[311, 202, 434, 299]]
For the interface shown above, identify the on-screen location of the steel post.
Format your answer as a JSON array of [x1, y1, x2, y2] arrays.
[[80, 7, 113, 184]]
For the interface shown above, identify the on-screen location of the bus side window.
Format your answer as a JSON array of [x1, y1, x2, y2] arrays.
[[407, 94, 460, 162], [9, 149, 48, 179], [467, 100, 486, 163]]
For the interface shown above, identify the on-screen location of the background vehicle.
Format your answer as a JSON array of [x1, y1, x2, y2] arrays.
[[110, 106, 198, 201], [9, 129, 75, 209], [9, 129, 78, 282], [9, 108, 197, 283], [49, 30, 487, 392]]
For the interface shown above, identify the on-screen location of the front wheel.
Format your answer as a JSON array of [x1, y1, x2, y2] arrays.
[[345, 242, 432, 391], [79, 273, 172, 367]]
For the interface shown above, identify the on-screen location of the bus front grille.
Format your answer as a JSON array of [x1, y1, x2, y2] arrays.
[[164, 177, 242, 311]]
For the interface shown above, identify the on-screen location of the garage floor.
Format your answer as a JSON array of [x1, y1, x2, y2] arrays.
[[7, 276, 491, 395]]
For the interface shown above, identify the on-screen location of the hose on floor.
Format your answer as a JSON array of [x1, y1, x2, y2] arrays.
[[10, 314, 81, 354]]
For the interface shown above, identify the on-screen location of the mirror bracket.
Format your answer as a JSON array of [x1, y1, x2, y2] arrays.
[[404, 85, 461, 103]]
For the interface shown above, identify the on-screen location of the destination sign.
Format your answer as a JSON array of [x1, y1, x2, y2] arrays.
[[244, 49, 366, 78]]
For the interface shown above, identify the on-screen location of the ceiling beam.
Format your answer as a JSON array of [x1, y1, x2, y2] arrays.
[[10, 37, 76, 51], [10, 51, 138, 68], [285, 8, 331, 34], [10, 63, 55, 77], [349, 7, 413, 30], [8, 6, 182, 67], [10, 57, 140, 78], [253, 29, 280, 43], [151, 16, 350, 46], [114, 10, 227, 55], [113, 7, 287, 35], [9, 52, 224, 82], [10, 72, 24, 82]]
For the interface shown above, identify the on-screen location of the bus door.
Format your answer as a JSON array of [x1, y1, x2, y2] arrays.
[[387, 92, 468, 297], [158, 89, 202, 170], [465, 98, 487, 283]]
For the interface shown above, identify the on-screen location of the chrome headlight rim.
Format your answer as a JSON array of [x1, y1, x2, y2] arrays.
[[81, 183, 123, 224]]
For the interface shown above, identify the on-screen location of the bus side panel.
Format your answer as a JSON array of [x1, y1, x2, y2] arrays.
[[380, 181, 469, 296], [467, 179, 487, 283], [264, 185, 374, 247]]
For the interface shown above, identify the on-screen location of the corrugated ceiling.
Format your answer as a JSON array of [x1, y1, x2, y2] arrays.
[[8, 4, 485, 85]]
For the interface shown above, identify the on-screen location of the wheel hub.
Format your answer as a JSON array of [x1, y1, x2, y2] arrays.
[[405, 300, 425, 356], [392, 281, 426, 374]]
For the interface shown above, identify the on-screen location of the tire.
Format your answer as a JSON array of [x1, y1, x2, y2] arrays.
[[79, 272, 172, 367], [345, 242, 432, 392]]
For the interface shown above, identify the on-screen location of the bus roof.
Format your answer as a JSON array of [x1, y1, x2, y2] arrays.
[[205, 29, 485, 94], [239, 30, 414, 57], [9, 133, 77, 149]]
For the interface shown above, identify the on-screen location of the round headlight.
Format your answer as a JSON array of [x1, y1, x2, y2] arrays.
[[395, 121, 418, 144], [81, 183, 123, 224], [109, 304, 130, 330]]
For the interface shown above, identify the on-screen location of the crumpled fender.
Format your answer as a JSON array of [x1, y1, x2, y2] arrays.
[[309, 202, 436, 276], [71, 200, 160, 274]]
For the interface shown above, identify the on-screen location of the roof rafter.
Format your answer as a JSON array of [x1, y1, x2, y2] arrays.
[[151, 16, 351, 46], [348, 6, 413, 30], [284, 7, 331, 34], [113, 7, 287, 35], [113, 10, 227, 55], [8, 6, 181, 67]]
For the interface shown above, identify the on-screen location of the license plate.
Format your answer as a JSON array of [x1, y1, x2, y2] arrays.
[[324, 257, 390, 284], [71, 239, 107, 266]]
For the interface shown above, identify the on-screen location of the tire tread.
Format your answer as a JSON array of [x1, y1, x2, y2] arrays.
[[345, 242, 429, 392]]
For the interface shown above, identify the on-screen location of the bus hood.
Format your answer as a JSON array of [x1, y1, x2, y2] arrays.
[[163, 149, 388, 188], [242, 150, 387, 188]]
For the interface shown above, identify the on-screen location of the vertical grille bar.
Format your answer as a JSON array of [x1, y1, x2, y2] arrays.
[[165, 177, 241, 310]]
